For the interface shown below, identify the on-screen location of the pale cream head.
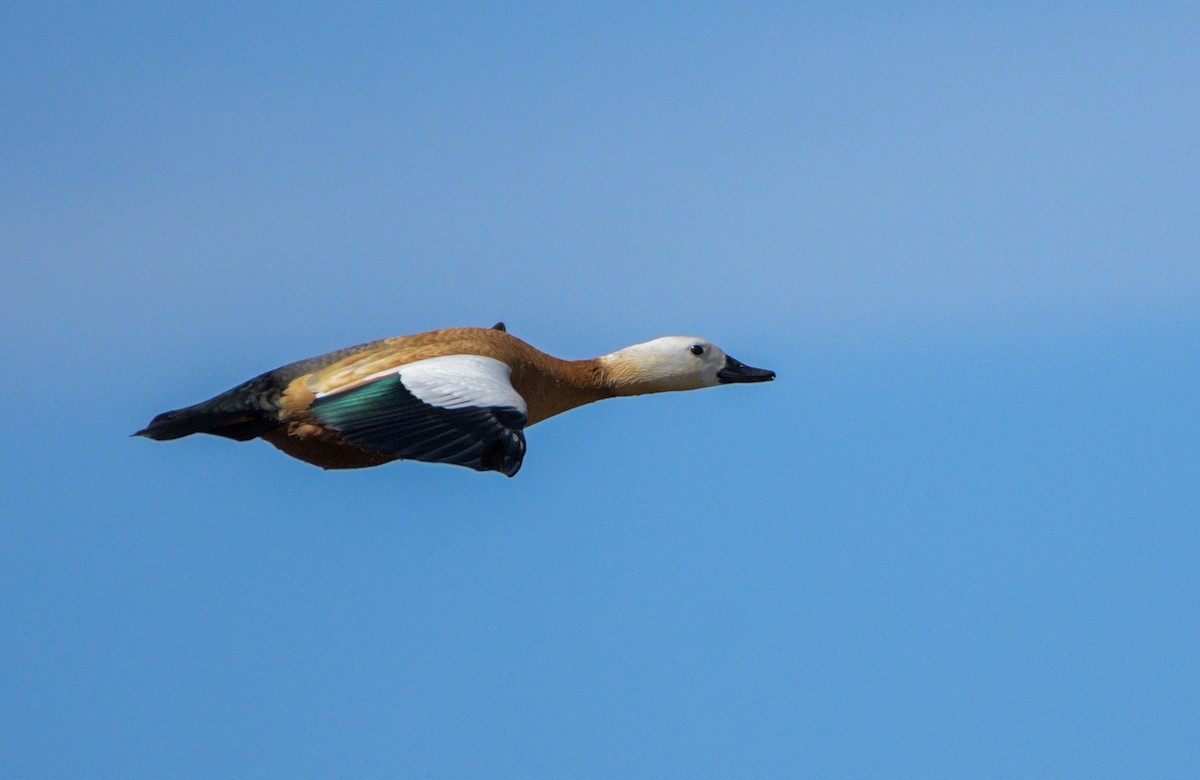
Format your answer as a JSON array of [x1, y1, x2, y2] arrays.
[[599, 336, 774, 395]]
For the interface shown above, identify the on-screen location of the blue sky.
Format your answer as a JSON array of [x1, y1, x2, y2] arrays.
[[2, 3, 1197, 777]]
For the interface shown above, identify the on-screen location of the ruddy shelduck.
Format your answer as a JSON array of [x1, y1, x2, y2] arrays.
[[135, 323, 774, 476]]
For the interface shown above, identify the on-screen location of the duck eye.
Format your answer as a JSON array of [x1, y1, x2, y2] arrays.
[[689, 344, 704, 356]]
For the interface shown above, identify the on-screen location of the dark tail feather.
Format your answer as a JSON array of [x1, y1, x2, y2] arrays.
[[134, 376, 279, 442], [134, 407, 274, 441]]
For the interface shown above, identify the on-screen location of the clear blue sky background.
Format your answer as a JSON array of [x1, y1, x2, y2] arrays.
[[2, 3, 1197, 777]]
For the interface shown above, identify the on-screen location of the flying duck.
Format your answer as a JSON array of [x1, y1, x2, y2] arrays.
[[135, 323, 774, 476]]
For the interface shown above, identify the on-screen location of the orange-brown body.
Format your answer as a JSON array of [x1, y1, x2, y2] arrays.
[[265, 327, 614, 469]]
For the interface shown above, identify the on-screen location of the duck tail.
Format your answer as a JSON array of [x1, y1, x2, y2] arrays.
[[134, 376, 278, 442]]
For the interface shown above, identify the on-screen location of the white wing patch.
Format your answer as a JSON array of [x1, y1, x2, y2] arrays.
[[390, 355, 527, 414]]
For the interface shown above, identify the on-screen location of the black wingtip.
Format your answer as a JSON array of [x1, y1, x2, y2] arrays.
[[482, 437, 523, 477]]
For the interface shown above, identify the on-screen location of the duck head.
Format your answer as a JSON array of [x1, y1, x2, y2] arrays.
[[599, 336, 775, 395]]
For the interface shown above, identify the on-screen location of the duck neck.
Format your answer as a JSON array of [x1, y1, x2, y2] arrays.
[[593, 351, 685, 397], [511, 355, 615, 426]]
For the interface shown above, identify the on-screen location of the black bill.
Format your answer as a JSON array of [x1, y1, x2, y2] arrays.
[[717, 355, 775, 384]]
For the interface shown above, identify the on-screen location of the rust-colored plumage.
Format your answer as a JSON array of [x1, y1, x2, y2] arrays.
[[136, 325, 774, 476]]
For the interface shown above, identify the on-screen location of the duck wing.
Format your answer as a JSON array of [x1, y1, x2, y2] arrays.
[[309, 355, 527, 476]]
